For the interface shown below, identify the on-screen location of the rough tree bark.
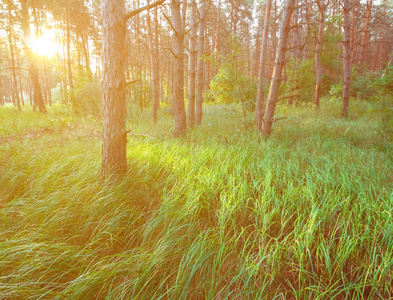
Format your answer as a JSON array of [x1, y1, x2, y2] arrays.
[[255, 0, 271, 130], [261, 0, 296, 136], [187, 0, 197, 127], [171, 0, 187, 136], [101, 0, 164, 179], [314, 0, 327, 108], [101, 0, 127, 180], [342, 0, 351, 117], [195, 0, 207, 125]]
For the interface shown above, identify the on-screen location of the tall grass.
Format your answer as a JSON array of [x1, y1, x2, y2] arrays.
[[0, 100, 392, 299]]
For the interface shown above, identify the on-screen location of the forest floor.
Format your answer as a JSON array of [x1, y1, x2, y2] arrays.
[[0, 99, 392, 299]]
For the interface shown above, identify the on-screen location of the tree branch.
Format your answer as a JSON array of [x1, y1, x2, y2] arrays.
[[125, 0, 165, 20], [277, 94, 302, 102], [162, 12, 178, 34], [126, 79, 140, 86], [272, 116, 288, 123]]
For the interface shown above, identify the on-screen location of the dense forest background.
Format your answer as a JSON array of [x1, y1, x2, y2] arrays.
[[1, 0, 392, 119]]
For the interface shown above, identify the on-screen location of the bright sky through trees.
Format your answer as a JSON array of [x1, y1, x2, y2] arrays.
[[30, 29, 58, 56]]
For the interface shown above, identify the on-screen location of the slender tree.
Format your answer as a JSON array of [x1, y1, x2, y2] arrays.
[[261, 0, 296, 136], [314, 0, 328, 108], [171, 0, 187, 136], [195, 0, 207, 125], [255, 0, 271, 130], [147, 0, 159, 124], [20, 0, 46, 112], [358, 0, 372, 64], [342, 0, 351, 117], [187, 0, 197, 126], [7, 2, 21, 111]]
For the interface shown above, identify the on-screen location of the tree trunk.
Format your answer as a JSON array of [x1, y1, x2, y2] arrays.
[[255, 0, 271, 130], [215, 0, 221, 54], [66, 7, 74, 90], [358, 0, 372, 64], [171, 0, 187, 136], [8, 2, 21, 111], [147, 0, 159, 124], [101, 0, 127, 179], [377, 0, 386, 70], [252, 15, 263, 78], [82, 34, 92, 80], [195, 0, 207, 125], [342, 0, 351, 117], [314, 0, 326, 108], [16, 50, 24, 106], [20, 0, 46, 112], [154, 7, 160, 108], [187, 0, 197, 127], [136, 0, 143, 112], [261, 0, 296, 136]]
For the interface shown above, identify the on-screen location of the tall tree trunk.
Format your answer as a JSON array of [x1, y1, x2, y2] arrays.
[[187, 0, 197, 127], [377, 0, 386, 70], [147, 0, 159, 124], [44, 55, 52, 106], [342, 0, 351, 117], [136, 0, 143, 112], [66, 7, 74, 90], [82, 34, 92, 80], [195, 0, 207, 125], [8, 2, 21, 111], [253, 15, 263, 78], [303, 0, 312, 59], [154, 7, 160, 108], [291, 0, 300, 58], [255, 0, 271, 130], [171, 0, 187, 136], [272, 0, 278, 62], [21, 0, 46, 112], [261, 0, 296, 136], [215, 0, 221, 54], [358, 0, 372, 64], [101, 0, 127, 179], [16, 49, 24, 106], [314, 0, 326, 108]]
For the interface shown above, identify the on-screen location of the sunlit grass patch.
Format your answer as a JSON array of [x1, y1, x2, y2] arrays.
[[0, 101, 392, 298]]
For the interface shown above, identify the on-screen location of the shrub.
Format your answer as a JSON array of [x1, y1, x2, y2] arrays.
[[205, 36, 257, 112], [351, 67, 379, 99], [283, 58, 315, 102], [373, 65, 393, 94]]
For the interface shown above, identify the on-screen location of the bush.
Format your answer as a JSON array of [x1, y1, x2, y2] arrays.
[[283, 58, 315, 102], [205, 36, 257, 112], [329, 68, 380, 101], [351, 67, 379, 99], [373, 65, 393, 94]]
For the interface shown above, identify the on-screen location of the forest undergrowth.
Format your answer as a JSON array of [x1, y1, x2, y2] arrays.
[[0, 100, 392, 299]]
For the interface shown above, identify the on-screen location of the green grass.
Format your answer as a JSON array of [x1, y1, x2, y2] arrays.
[[0, 100, 392, 299]]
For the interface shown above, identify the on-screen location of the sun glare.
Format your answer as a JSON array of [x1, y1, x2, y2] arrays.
[[31, 30, 58, 56]]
